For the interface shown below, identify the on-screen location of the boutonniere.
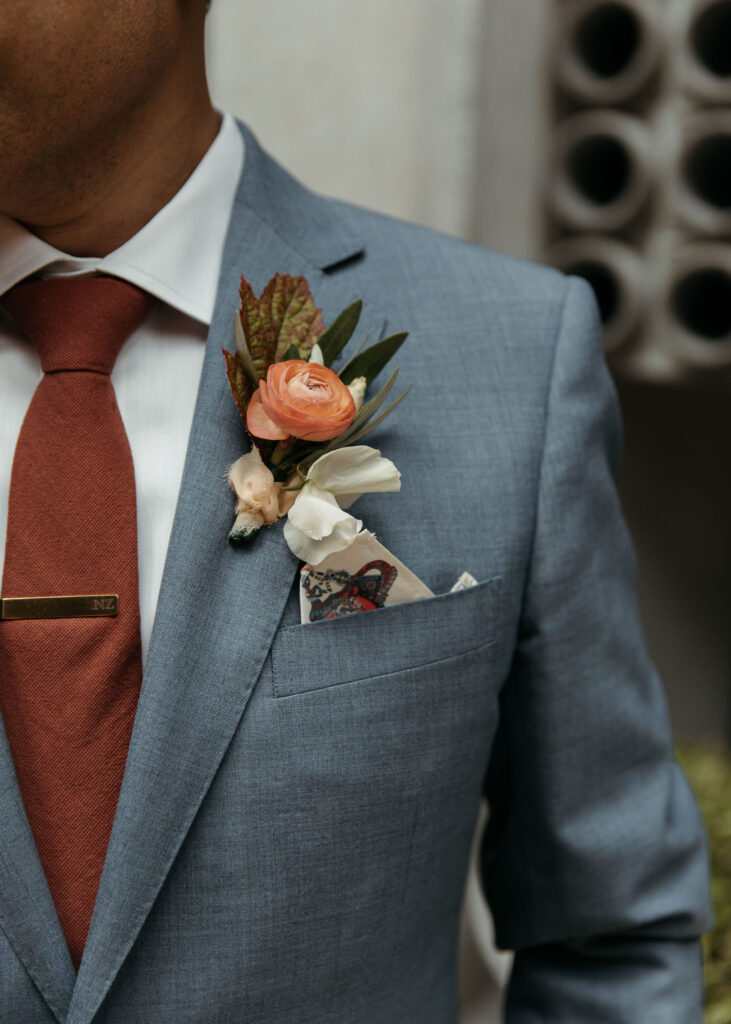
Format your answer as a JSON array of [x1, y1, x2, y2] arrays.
[[223, 272, 410, 565]]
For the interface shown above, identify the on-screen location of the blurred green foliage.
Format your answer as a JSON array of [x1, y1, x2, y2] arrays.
[[678, 745, 731, 1024]]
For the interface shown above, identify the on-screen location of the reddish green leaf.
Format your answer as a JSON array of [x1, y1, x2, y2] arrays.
[[234, 311, 261, 387], [222, 348, 254, 427], [266, 273, 325, 361], [239, 276, 277, 379], [238, 272, 326, 376]]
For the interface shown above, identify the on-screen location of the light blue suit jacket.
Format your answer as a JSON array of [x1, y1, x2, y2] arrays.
[[0, 121, 711, 1023]]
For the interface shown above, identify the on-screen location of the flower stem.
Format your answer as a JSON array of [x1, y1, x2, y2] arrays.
[[270, 445, 287, 466]]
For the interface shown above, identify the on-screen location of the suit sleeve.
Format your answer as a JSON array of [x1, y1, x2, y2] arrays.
[[480, 275, 713, 1022]]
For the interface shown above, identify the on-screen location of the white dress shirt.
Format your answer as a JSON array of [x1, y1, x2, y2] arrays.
[[0, 111, 244, 664]]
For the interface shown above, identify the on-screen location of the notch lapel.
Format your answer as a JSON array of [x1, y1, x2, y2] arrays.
[[0, 717, 75, 1022], [67, 124, 367, 1024]]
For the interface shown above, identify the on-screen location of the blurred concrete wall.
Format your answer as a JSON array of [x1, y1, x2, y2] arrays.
[[207, 0, 551, 253], [207, 0, 484, 238]]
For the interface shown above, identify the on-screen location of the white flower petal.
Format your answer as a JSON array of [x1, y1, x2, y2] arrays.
[[284, 483, 363, 564], [329, 491, 362, 510], [306, 446, 401, 501], [283, 517, 362, 565], [308, 342, 324, 365], [286, 483, 356, 539], [282, 448, 399, 563]]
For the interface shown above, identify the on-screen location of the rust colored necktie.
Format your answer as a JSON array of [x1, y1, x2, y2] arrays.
[[0, 276, 153, 969]]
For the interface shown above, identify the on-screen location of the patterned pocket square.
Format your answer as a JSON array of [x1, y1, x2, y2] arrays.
[[298, 531, 475, 623]]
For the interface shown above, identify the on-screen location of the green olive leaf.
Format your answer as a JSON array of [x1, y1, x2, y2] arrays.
[[338, 331, 409, 386], [317, 299, 363, 366]]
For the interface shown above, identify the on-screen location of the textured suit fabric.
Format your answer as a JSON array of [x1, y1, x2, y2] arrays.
[[0, 121, 711, 1024], [0, 277, 153, 970]]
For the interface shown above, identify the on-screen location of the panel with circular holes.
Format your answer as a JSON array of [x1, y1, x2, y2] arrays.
[[546, 0, 731, 383]]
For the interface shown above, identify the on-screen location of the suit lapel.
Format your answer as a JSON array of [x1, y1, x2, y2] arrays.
[[67, 123, 367, 1024], [0, 717, 75, 1022]]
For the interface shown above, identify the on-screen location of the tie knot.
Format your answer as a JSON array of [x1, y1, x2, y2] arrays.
[[1, 276, 154, 374]]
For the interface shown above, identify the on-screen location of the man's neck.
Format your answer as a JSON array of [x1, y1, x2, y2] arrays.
[[14, 83, 221, 259]]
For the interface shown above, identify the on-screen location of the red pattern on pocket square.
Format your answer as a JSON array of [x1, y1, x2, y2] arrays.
[[302, 560, 399, 620]]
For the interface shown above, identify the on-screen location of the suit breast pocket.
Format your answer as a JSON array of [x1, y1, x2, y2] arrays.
[[269, 575, 503, 698]]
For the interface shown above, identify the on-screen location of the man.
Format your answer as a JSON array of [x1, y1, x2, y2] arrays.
[[0, 2, 711, 1022]]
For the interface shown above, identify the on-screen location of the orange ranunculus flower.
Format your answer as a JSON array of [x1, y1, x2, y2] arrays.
[[246, 359, 357, 442]]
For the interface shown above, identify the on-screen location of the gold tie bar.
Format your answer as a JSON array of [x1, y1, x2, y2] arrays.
[[0, 594, 119, 620]]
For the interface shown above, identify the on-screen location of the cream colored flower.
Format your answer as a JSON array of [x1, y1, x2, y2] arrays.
[[282, 445, 400, 564], [228, 446, 280, 541], [347, 375, 367, 413], [283, 484, 362, 564], [305, 445, 401, 508]]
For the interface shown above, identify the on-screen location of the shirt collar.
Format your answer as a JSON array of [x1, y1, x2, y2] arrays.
[[0, 110, 244, 326]]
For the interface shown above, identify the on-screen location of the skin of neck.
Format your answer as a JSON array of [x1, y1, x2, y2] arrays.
[[1, 6, 220, 258]]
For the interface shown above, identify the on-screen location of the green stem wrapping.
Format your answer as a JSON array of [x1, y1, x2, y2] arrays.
[[270, 445, 287, 467]]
